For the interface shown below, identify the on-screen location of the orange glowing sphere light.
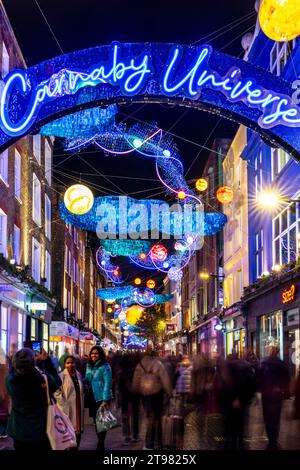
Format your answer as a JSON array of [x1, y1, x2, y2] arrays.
[[216, 186, 234, 204], [146, 279, 156, 289]]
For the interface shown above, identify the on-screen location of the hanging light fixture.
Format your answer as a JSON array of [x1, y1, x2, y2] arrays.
[[195, 178, 208, 192], [259, 0, 300, 41], [146, 279, 156, 289], [64, 184, 94, 215], [216, 186, 234, 204]]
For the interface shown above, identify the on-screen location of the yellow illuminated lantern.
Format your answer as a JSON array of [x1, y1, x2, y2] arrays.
[[126, 305, 144, 326], [146, 279, 156, 289], [259, 0, 300, 41], [134, 277, 142, 285], [195, 178, 208, 192], [64, 184, 94, 215], [216, 186, 234, 204]]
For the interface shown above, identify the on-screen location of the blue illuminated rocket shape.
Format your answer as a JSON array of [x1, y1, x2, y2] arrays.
[[1, 42, 300, 159], [40, 105, 117, 138], [59, 196, 226, 237]]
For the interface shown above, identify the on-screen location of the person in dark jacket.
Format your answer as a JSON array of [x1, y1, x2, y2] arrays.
[[259, 346, 290, 450], [6, 348, 61, 450], [84, 346, 113, 452]]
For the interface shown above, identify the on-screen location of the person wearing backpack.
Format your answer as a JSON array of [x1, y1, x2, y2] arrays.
[[132, 348, 172, 450]]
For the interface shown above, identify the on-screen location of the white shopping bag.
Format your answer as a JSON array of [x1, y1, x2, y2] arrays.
[[43, 374, 77, 450]]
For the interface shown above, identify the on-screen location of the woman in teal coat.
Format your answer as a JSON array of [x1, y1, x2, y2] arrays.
[[84, 346, 112, 451]]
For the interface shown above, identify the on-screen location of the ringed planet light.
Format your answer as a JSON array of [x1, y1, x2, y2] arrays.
[[64, 184, 94, 215], [259, 0, 300, 42], [150, 244, 168, 262], [146, 279, 156, 289], [195, 178, 208, 192], [216, 186, 234, 204]]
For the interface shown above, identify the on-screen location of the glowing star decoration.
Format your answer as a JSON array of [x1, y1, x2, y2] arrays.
[[126, 305, 144, 326], [195, 178, 208, 192], [146, 279, 156, 289], [64, 184, 94, 215], [216, 186, 234, 205], [134, 277, 142, 286], [259, 0, 300, 42], [150, 244, 168, 262], [177, 191, 186, 200]]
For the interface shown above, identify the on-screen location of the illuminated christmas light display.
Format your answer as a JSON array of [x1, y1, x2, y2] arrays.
[[150, 244, 168, 262], [146, 279, 156, 289], [216, 186, 234, 204], [134, 277, 142, 286], [64, 184, 94, 215], [99, 239, 151, 257], [259, 0, 300, 42], [195, 178, 208, 192]]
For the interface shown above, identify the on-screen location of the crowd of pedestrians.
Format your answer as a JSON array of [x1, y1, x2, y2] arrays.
[[0, 342, 300, 451]]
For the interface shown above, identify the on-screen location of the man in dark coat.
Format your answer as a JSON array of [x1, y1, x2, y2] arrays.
[[259, 346, 290, 450], [6, 348, 61, 450]]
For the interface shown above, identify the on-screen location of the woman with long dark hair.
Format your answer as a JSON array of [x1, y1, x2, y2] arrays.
[[84, 346, 112, 451]]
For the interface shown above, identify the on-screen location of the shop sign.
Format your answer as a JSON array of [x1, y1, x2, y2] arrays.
[[30, 302, 47, 310], [282, 284, 296, 304], [50, 321, 79, 339], [0, 283, 26, 309]]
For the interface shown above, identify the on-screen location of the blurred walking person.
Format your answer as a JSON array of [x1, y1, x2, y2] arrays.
[[84, 346, 112, 452], [175, 355, 192, 410], [259, 346, 290, 450], [55, 355, 84, 448], [6, 348, 61, 450]]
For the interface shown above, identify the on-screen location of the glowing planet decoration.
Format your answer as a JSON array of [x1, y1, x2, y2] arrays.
[[195, 178, 208, 192], [126, 305, 144, 326], [134, 277, 142, 286], [64, 184, 94, 215], [107, 307, 113, 313], [259, 0, 300, 41], [216, 186, 234, 204], [177, 191, 186, 200], [150, 244, 168, 262], [146, 279, 156, 289], [168, 267, 183, 281]]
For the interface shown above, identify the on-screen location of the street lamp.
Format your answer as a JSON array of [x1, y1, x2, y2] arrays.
[[199, 271, 225, 280], [258, 191, 298, 209]]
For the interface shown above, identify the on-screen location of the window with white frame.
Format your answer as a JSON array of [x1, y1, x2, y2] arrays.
[[32, 237, 41, 283], [0, 306, 8, 353], [45, 250, 51, 292], [44, 139, 52, 185], [0, 209, 7, 257], [273, 201, 298, 266], [15, 149, 21, 200], [0, 150, 8, 184], [1, 41, 9, 78], [32, 173, 41, 225], [271, 148, 290, 180], [270, 40, 297, 76], [255, 229, 263, 279], [80, 270, 84, 290], [33, 135, 41, 164], [14, 225, 21, 264], [18, 313, 24, 350], [73, 258, 78, 284], [254, 150, 263, 201], [45, 194, 51, 240]]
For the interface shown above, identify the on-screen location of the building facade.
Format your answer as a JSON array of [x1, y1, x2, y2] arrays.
[[0, 2, 54, 355]]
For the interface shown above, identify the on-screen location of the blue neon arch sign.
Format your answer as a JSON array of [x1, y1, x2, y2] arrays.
[[1, 42, 300, 159]]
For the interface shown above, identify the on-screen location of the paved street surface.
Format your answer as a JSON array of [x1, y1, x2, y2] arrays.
[[1, 397, 300, 451]]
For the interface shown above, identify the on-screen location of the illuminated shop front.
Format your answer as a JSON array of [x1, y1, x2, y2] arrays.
[[0, 276, 26, 354], [222, 304, 246, 358], [244, 275, 300, 375], [50, 321, 79, 357]]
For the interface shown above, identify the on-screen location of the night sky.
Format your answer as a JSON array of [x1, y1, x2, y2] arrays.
[[3, 0, 256, 285]]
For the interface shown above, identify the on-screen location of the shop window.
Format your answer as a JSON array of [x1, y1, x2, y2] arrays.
[[289, 227, 297, 261], [31, 318, 36, 340], [45, 195, 51, 240], [18, 313, 23, 350], [259, 311, 283, 359], [0, 209, 7, 257], [0, 306, 8, 354], [1, 41, 9, 78], [33, 135, 41, 164], [14, 225, 21, 264], [14, 149, 21, 200], [32, 173, 41, 226], [32, 237, 41, 283], [0, 149, 8, 184], [281, 210, 287, 232], [44, 140, 52, 185], [43, 323, 49, 352]]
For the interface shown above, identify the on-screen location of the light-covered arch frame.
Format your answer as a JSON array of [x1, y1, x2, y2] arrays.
[[1, 42, 300, 159]]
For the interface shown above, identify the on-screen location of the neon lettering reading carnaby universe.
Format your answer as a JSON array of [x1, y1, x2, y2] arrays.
[[1, 42, 300, 137]]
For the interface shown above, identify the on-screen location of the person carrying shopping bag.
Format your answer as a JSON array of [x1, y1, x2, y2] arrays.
[[55, 355, 85, 449], [84, 346, 113, 452]]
